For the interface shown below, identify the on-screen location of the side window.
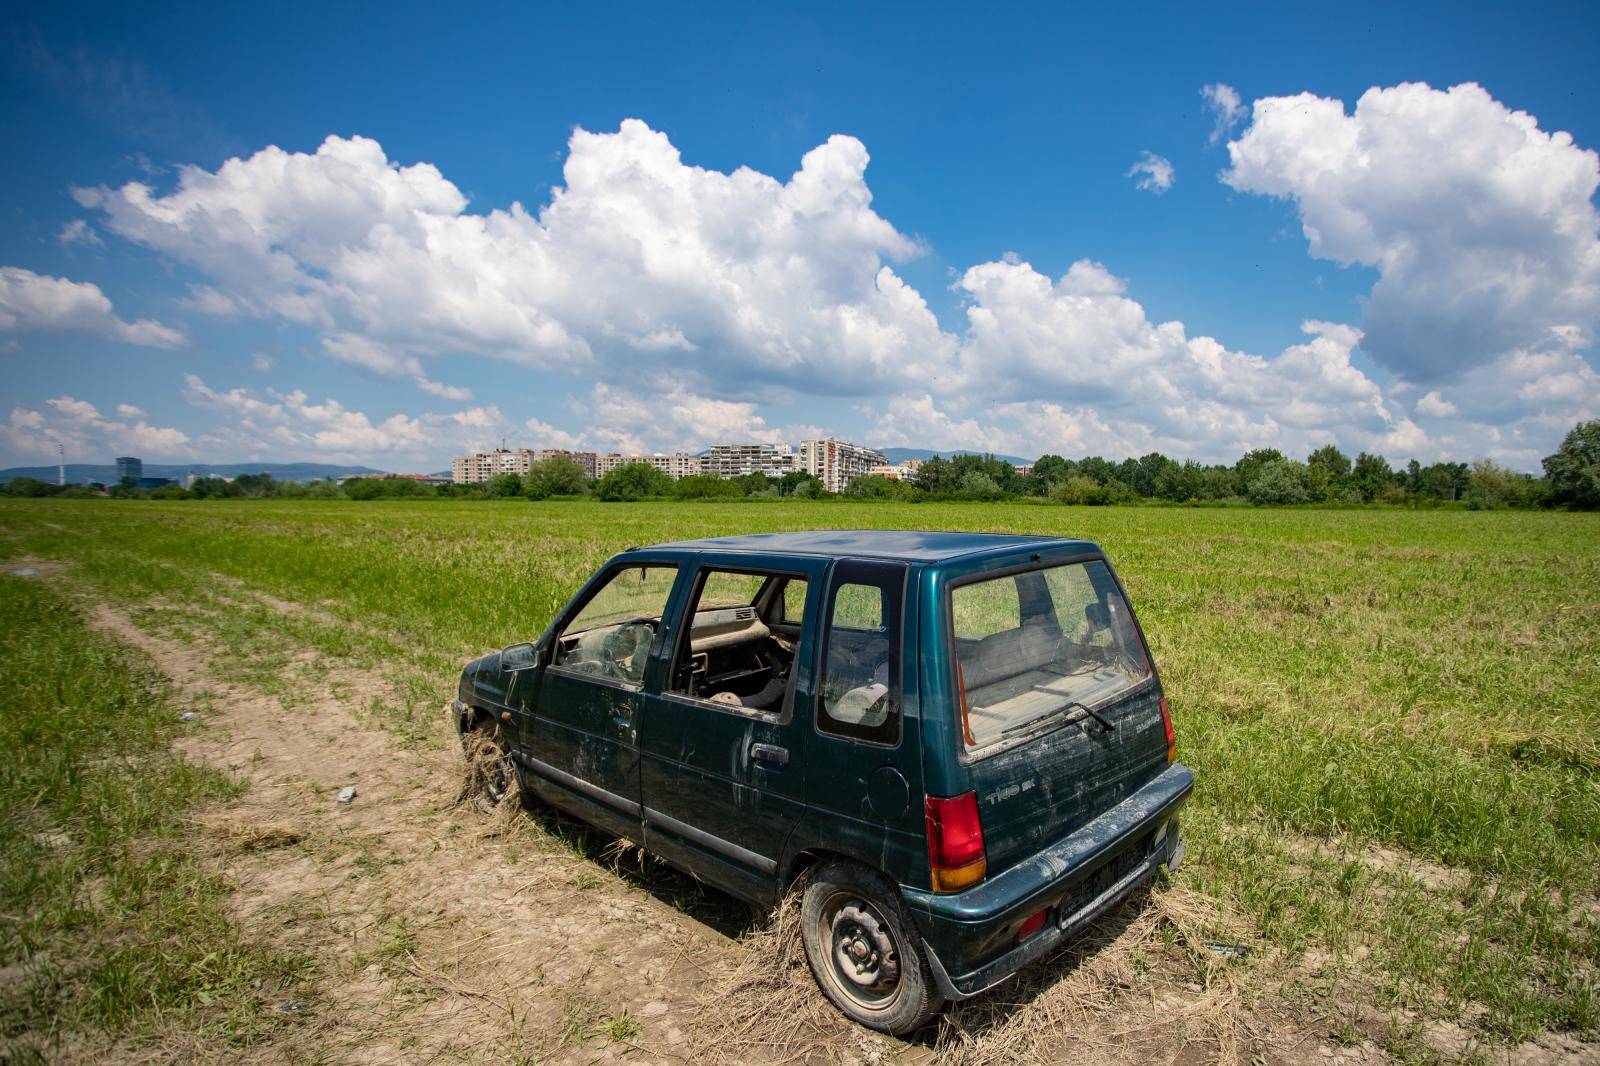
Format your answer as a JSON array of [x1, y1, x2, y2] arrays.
[[816, 563, 903, 745], [666, 568, 806, 718], [551, 565, 678, 686], [779, 579, 808, 625], [696, 570, 766, 609]]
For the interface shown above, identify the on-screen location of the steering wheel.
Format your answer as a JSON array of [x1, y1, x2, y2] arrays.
[[602, 622, 654, 681]]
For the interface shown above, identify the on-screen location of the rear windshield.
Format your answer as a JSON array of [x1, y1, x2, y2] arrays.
[[950, 560, 1150, 748]]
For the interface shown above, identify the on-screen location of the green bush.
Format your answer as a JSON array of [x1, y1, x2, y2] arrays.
[[1050, 476, 1110, 505], [1247, 459, 1311, 505], [672, 474, 742, 500], [526, 457, 588, 497], [596, 462, 673, 502]]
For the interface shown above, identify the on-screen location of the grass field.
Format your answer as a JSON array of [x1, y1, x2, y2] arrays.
[[1, 497, 1595, 1058], [0, 571, 311, 1060]]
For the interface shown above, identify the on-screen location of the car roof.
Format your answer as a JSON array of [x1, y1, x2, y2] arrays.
[[637, 529, 1099, 563]]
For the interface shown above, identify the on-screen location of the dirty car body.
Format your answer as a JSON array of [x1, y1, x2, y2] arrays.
[[454, 530, 1192, 1032]]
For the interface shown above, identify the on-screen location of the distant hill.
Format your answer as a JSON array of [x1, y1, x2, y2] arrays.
[[0, 462, 387, 485], [879, 447, 1035, 466]]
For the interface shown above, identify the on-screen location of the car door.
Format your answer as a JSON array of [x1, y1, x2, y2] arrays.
[[636, 554, 828, 903], [794, 559, 928, 886], [517, 559, 686, 843]]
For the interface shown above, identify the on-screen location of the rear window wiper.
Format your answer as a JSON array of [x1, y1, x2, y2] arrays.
[[998, 700, 1116, 739]]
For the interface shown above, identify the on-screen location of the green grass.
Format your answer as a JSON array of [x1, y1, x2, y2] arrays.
[[0, 497, 1595, 1047], [0, 569, 313, 1059]]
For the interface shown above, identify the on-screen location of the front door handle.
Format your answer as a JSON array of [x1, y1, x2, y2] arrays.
[[751, 743, 788, 766], [611, 704, 633, 731]]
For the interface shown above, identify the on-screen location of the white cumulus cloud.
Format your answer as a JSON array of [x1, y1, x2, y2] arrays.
[[179, 373, 503, 466], [0, 267, 184, 348], [77, 122, 949, 400], [1223, 81, 1600, 385], [1201, 83, 1246, 145], [2, 394, 192, 459], [1127, 152, 1175, 194], [42, 106, 1600, 471]]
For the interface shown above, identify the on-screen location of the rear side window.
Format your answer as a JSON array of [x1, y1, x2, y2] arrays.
[[951, 560, 1150, 748], [816, 562, 904, 745], [780, 578, 808, 624]]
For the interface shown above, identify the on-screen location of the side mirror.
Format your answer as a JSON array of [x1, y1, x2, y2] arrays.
[[501, 642, 538, 671]]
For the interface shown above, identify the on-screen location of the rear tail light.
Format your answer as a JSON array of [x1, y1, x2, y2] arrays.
[[926, 791, 986, 893], [1159, 696, 1175, 763]]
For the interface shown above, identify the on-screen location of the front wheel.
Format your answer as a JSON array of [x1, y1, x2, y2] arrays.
[[799, 860, 944, 1035], [461, 720, 524, 814]]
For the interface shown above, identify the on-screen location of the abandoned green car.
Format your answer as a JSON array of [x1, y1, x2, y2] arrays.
[[453, 530, 1191, 1034]]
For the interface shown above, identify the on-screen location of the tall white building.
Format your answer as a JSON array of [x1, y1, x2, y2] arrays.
[[593, 453, 701, 479], [799, 438, 889, 493], [702, 443, 797, 479], [452, 449, 530, 484]]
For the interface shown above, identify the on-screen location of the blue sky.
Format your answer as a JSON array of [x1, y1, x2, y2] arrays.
[[2, 0, 1598, 471]]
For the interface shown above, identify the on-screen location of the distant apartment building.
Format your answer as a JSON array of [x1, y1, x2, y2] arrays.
[[451, 448, 600, 484], [702, 443, 797, 480], [452, 449, 529, 484], [593, 452, 701, 479], [532, 449, 598, 479], [799, 438, 889, 493], [115, 456, 143, 483], [1014, 463, 1035, 478]]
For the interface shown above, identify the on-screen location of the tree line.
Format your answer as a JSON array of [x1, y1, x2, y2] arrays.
[[5, 420, 1598, 511]]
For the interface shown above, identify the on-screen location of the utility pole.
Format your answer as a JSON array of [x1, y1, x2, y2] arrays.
[[57, 442, 65, 486]]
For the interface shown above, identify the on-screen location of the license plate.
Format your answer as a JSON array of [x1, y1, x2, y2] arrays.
[[1057, 843, 1144, 927]]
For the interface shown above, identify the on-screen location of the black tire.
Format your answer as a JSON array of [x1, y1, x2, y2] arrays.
[[799, 859, 944, 1035], [461, 719, 527, 814]]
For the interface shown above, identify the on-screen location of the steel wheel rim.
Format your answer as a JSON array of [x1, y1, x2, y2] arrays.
[[818, 890, 903, 1012]]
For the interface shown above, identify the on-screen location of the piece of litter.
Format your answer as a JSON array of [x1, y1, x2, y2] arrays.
[[277, 1000, 309, 1014], [11, 567, 38, 577], [1203, 941, 1251, 958], [336, 786, 357, 805], [179, 711, 197, 722]]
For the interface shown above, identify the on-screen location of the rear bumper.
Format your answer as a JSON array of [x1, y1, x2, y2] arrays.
[[902, 762, 1193, 1000]]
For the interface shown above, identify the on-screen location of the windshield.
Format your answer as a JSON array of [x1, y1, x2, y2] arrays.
[[950, 560, 1150, 749]]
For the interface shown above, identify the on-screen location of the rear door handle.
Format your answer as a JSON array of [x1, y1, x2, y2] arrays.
[[611, 703, 634, 730], [751, 743, 788, 766]]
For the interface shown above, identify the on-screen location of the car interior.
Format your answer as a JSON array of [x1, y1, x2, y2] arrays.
[[669, 572, 805, 713], [953, 566, 1150, 745], [550, 566, 896, 725]]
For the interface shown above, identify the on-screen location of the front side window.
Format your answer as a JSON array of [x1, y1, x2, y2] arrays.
[[951, 560, 1150, 749], [551, 564, 678, 686], [817, 563, 903, 744]]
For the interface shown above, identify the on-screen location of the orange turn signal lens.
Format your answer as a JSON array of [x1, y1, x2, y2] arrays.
[[929, 858, 987, 893]]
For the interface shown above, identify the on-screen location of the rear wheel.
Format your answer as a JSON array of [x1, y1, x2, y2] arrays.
[[800, 859, 944, 1035], [461, 719, 522, 814]]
